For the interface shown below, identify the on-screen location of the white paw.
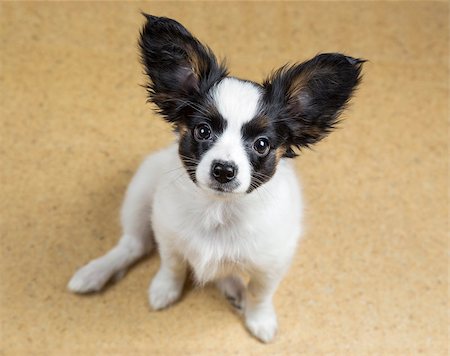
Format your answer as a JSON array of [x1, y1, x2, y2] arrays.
[[245, 309, 278, 343], [68, 260, 114, 293], [149, 272, 183, 310], [216, 275, 246, 312]]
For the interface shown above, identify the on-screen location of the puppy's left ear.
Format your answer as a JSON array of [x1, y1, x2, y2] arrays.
[[263, 53, 364, 152]]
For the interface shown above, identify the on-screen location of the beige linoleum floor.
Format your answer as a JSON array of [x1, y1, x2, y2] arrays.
[[1, 2, 448, 355]]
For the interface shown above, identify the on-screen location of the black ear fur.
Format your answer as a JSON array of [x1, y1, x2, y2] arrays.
[[263, 53, 364, 155], [139, 14, 228, 122]]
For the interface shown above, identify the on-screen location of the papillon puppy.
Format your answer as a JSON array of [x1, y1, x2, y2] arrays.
[[68, 14, 363, 342]]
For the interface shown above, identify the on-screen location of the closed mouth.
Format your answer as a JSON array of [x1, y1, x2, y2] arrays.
[[208, 181, 240, 194]]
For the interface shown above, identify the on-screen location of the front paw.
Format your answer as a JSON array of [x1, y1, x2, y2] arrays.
[[68, 260, 112, 293], [245, 308, 278, 343], [148, 271, 184, 310]]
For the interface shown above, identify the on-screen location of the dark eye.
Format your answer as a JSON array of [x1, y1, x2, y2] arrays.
[[253, 137, 270, 157], [193, 123, 212, 141]]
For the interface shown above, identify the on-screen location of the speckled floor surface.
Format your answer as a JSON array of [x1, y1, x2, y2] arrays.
[[1, 2, 448, 355]]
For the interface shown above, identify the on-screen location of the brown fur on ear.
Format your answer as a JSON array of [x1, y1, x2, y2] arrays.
[[284, 65, 315, 101], [139, 14, 228, 123], [275, 146, 287, 163], [184, 42, 215, 82], [177, 122, 189, 135], [262, 53, 364, 152]]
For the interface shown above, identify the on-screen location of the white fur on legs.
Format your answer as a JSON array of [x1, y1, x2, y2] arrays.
[[149, 248, 187, 310], [69, 143, 303, 341], [68, 234, 150, 293], [245, 300, 278, 343], [216, 275, 246, 312], [243, 272, 283, 343]]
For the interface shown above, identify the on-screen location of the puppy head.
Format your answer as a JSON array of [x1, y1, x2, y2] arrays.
[[139, 14, 364, 195]]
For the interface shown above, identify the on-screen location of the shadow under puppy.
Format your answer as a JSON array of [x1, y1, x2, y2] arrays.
[[68, 14, 364, 343]]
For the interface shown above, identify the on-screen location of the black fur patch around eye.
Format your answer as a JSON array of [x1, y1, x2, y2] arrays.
[[178, 103, 227, 183], [241, 115, 288, 192]]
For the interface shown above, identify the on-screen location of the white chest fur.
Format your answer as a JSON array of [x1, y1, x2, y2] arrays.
[[151, 145, 303, 283]]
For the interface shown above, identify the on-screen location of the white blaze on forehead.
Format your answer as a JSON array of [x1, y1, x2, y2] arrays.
[[211, 78, 262, 127]]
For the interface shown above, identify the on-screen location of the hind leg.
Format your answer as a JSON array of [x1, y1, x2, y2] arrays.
[[68, 234, 151, 293], [216, 275, 246, 313], [68, 155, 159, 293]]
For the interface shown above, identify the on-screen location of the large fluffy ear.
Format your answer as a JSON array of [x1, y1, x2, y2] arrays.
[[139, 14, 228, 122], [262, 53, 364, 156]]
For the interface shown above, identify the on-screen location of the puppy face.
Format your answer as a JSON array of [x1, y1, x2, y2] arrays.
[[139, 14, 364, 195], [177, 77, 292, 194]]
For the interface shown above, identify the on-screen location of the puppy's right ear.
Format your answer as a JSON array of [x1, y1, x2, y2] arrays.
[[139, 14, 227, 122]]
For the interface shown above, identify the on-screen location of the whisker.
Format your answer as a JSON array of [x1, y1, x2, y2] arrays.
[[164, 98, 212, 117], [167, 170, 189, 186], [162, 165, 187, 175], [249, 177, 275, 203], [253, 171, 271, 180], [178, 154, 200, 164]]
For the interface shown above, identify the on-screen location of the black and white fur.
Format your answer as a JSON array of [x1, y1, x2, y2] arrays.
[[68, 14, 364, 343]]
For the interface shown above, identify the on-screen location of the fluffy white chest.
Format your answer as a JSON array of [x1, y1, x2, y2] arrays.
[[154, 190, 257, 281], [151, 146, 303, 283]]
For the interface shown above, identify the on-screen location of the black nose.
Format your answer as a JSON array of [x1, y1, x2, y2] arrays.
[[211, 160, 237, 184]]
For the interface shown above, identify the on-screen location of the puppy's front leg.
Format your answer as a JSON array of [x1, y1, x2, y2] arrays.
[[149, 245, 187, 310], [245, 271, 283, 343]]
